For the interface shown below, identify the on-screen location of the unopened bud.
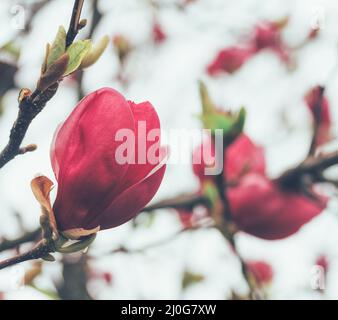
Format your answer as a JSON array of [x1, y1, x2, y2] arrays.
[[78, 19, 87, 29], [19, 144, 37, 154]]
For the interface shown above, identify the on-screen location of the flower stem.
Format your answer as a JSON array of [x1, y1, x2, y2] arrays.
[[0, 228, 40, 253]]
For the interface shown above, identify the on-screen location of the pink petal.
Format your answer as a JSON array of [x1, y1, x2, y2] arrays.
[[52, 88, 135, 230], [84, 161, 167, 230], [111, 101, 162, 195], [228, 174, 325, 240]]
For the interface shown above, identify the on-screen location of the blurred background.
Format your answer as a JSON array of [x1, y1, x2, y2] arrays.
[[1, 0, 338, 299]]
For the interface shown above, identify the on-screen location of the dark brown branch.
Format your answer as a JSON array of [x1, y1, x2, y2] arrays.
[[88, 0, 103, 38], [92, 224, 214, 257], [0, 228, 40, 253], [76, 0, 103, 101], [0, 240, 51, 271], [277, 149, 338, 188], [0, 1, 85, 169], [308, 86, 325, 156], [143, 193, 210, 212], [66, 0, 85, 47], [0, 192, 206, 257]]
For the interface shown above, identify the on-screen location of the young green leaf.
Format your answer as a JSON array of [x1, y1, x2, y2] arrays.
[[64, 40, 92, 76], [47, 26, 67, 69], [199, 80, 216, 114], [80, 35, 109, 69]]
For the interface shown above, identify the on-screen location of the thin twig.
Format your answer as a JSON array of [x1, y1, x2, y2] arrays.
[[277, 149, 338, 188], [0, 193, 207, 257], [90, 224, 214, 258], [308, 86, 325, 156], [143, 193, 210, 212], [0, 240, 51, 271], [0, 0, 85, 170], [0, 228, 40, 253], [76, 0, 103, 100], [66, 0, 85, 47]]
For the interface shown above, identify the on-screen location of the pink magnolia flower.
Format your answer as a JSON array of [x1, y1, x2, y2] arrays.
[[228, 174, 326, 240], [305, 86, 332, 147], [192, 132, 326, 240], [51, 88, 166, 235], [252, 21, 290, 63], [206, 47, 255, 76], [192, 134, 265, 182], [253, 22, 282, 51], [247, 260, 273, 286]]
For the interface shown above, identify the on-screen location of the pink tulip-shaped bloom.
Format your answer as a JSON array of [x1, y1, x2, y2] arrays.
[[252, 21, 290, 63], [207, 47, 255, 76], [253, 22, 281, 51], [192, 134, 265, 182], [228, 174, 327, 240], [305, 86, 332, 147], [193, 134, 326, 239], [247, 260, 273, 286], [51, 88, 166, 233]]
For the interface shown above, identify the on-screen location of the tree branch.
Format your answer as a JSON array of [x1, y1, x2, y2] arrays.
[[76, 0, 103, 100], [143, 193, 210, 212], [277, 149, 338, 189], [66, 0, 85, 47], [308, 86, 325, 157], [90, 224, 214, 257], [0, 0, 86, 170], [0, 228, 40, 253], [0, 240, 51, 271]]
